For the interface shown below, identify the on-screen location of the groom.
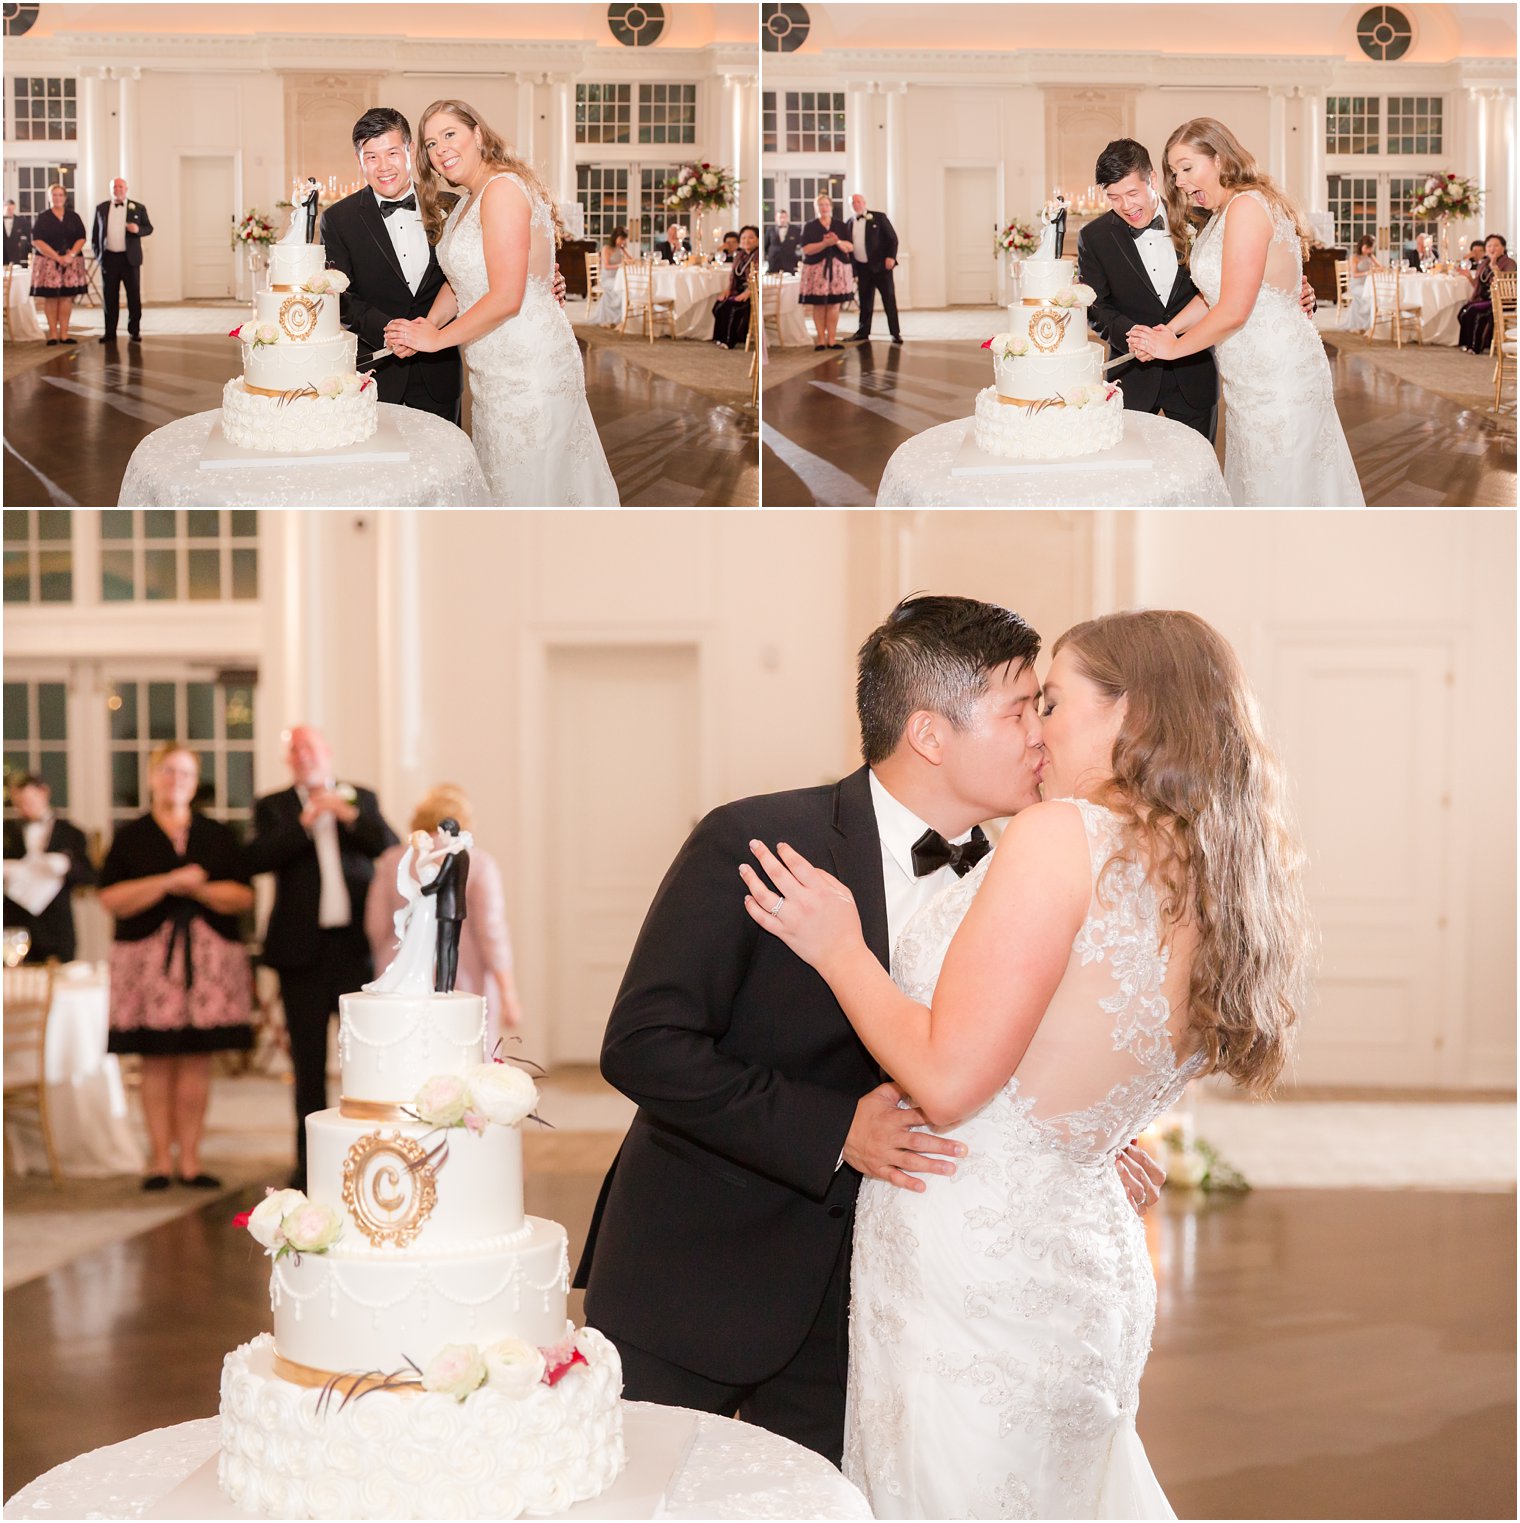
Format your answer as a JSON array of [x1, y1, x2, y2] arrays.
[[421, 818, 469, 994], [577, 595, 1163, 1464]]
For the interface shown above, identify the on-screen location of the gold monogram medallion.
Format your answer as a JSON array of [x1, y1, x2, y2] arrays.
[[341, 1131, 437, 1247], [1028, 307, 1071, 353], [278, 295, 321, 341]]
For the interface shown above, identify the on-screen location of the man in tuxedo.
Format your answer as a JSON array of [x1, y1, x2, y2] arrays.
[[577, 595, 1163, 1464], [1405, 233, 1433, 270], [321, 107, 463, 423], [845, 193, 902, 344], [91, 178, 153, 345], [765, 208, 800, 274], [420, 817, 469, 994], [654, 222, 691, 263], [4, 201, 32, 265], [245, 725, 397, 1187], [2, 774, 94, 963]]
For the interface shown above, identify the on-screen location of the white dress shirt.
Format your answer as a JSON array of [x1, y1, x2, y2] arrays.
[[852, 214, 869, 265], [374, 184, 428, 296], [105, 199, 129, 254], [297, 783, 351, 928], [1131, 217, 1178, 306]]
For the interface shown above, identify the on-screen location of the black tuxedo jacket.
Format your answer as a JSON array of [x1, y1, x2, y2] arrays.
[[764, 224, 800, 274], [320, 190, 462, 411], [4, 214, 32, 264], [845, 210, 898, 271], [654, 238, 692, 264], [2, 817, 94, 963], [422, 848, 469, 922], [244, 785, 397, 976], [91, 199, 153, 266], [1077, 209, 1218, 414], [577, 766, 890, 1384]]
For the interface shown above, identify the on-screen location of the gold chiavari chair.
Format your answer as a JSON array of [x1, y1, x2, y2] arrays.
[[3, 960, 61, 1186], [620, 256, 677, 342], [1491, 270, 1516, 412], [1334, 259, 1350, 313], [586, 249, 602, 308], [1366, 267, 1422, 347], [744, 264, 760, 353], [761, 271, 786, 349]]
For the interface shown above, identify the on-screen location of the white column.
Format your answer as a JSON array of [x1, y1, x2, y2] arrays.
[[845, 83, 872, 200], [885, 82, 908, 308], [78, 69, 104, 210], [548, 75, 574, 204], [374, 511, 424, 816], [117, 67, 141, 185], [1267, 87, 1289, 187], [1304, 90, 1326, 215], [1502, 91, 1517, 248], [515, 73, 537, 169]]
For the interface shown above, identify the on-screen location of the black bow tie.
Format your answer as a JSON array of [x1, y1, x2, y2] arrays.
[[911, 825, 991, 880], [1128, 215, 1165, 240], [113, 201, 125, 208], [379, 194, 417, 218]]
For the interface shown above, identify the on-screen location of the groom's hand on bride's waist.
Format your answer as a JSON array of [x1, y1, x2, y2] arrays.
[[552, 266, 567, 306], [843, 1080, 967, 1193]]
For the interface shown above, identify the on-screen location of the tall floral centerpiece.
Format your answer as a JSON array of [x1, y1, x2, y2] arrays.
[[1408, 173, 1483, 266], [664, 161, 738, 262], [233, 209, 278, 291], [997, 218, 1040, 259]]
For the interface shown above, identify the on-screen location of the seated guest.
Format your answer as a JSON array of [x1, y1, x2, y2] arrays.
[[1404, 232, 1433, 269], [1351, 236, 1382, 275], [1457, 233, 1517, 353], [1467, 239, 1486, 270], [595, 225, 630, 328], [765, 209, 800, 274], [716, 230, 741, 264], [98, 743, 254, 1191], [2, 773, 94, 963], [365, 784, 523, 1053], [711, 226, 758, 349], [654, 222, 691, 263]]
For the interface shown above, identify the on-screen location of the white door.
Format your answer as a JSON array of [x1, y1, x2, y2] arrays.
[[945, 167, 998, 305], [545, 644, 701, 1064], [180, 156, 234, 299]]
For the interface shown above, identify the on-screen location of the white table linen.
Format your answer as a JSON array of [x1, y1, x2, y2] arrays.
[[651, 264, 730, 339], [876, 411, 1230, 507], [117, 404, 491, 507], [3, 963, 144, 1178], [2, 1406, 873, 1520], [774, 273, 810, 346], [6, 263, 44, 341], [1348, 271, 1470, 345]]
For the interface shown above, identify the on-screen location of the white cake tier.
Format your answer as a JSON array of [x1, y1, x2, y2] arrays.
[[307, 1110, 526, 1250], [219, 1330, 625, 1520], [1016, 257, 1078, 301], [268, 243, 328, 288], [220, 376, 377, 453], [973, 381, 1125, 460], [339, 990, 488, 1104], [994, 338, 1104, 402], [253, 287, 339, 343], [243, 330, 355, 392], [271, 1215, 570, 1374], [1006, 298, 1089, 356]]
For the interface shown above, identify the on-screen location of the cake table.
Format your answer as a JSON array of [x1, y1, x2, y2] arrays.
[[876, 411, 1230, 507], [2, 1405, 873, 1521], [118, 404, 491, 507]]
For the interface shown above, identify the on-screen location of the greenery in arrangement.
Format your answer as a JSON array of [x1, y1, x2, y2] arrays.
[[1407, 172, 1482, 220], [1157, 1126, 1251, 1194]]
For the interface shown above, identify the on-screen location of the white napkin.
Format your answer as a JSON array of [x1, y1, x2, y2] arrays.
[[2, 853, 66, 917]]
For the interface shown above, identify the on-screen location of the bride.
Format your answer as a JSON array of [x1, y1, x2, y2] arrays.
[[1127, 118, 1364, 507], [364, 830, 442, 995], [740, 610, 1312, 1519], [384, 99, 619, 507]]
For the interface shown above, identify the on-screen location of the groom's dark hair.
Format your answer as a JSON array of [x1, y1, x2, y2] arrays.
[[352, 107, 412, 152], [1095, 138, 1153, 188], [856, 595, 1040, 765]]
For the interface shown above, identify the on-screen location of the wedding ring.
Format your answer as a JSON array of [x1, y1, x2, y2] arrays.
[[768, 897, 784, 916]]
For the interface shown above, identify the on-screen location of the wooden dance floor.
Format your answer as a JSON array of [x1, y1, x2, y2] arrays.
[[761, 337, 1516, 508], [2, 335, 758, 508]]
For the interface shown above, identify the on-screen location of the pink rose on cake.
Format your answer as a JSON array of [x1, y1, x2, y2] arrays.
[[982, 333, 1031, 361], [414, 1073, 471, 1127], [241, 1186, 307, 1252], [315, 376, 344, 399], [302, 269, 351, 295], [1050, 283, 1096, 309], [282, 1201, 343, 1254], [423, 1344, 488, 1401]]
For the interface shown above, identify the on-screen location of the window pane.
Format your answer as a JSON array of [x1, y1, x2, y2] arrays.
[[143, 510, 176, 539], [111, 750, 140, 809], [35, 510, 70, 542], [186, 682, 215, 741], [3, 684, 27, 742], [37, 550, 71, 602], [195, 752, 217, 811], [230, 510, 257, 538], [2, 510, 27, 546], [231, 548, 258, 600], [36, 683, 66, 742], [4, 550, 30, 603], [100, 509, 133, 541], [147, 682, 177, 741], [101, 548, 135, 601], [187, 548, 220, 600], [226, 751, 254, 810], [224, 686, 255, 740], [143, 547, 176, 600], [187, 510, 220, 539], [109, 682, 138, 741], [37, 749, 67, 806], [4, 753, 29, 791]]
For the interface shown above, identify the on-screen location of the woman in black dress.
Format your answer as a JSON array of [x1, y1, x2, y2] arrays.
[[29, 183, 88, 346], [798, 192, 855, 350], [98, 743, 254, 1190], [1457, 234, 1517, 353], [711, 225, 759, 348]]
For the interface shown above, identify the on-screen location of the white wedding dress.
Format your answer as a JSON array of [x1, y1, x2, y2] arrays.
[[363, 847, 438, 995], [843, 798, 1206, 1520], [437, 172, 620, 506], [1189, 188, 1364, 506]]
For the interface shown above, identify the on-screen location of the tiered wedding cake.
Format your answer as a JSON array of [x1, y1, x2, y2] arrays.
[[974, 256, 1124, 459], [218, 987, 625, 1519], [223, 242, 379, 453]]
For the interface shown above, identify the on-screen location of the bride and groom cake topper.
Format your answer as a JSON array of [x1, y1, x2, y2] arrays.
[[364, 819, 471, 995]]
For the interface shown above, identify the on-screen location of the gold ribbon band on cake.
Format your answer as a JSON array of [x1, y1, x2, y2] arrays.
[[995, 393, 1066, 407], [273, 1353, 422, 1397], [338, 1097, 414, 1121], [241, 381, 310, 398]]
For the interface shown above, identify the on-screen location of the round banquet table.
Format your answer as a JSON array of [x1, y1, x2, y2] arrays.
[[118, 404, 492, 507], [1, 1405, 873, 1521], [6, 263, 44, 342], [652, 263, 731, 339], [1350, 271, 1471, 345], [775, 273, 810, 346], [876, 410, 1230, 507]]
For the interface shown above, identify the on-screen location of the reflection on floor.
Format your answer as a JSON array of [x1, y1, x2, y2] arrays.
[[2, 333, 758, 508], [760, 331, 1516, 507]]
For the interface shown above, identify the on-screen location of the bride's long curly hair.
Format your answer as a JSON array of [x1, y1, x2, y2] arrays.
[[1161, 117, 1312, 266], [414, 99, 564, 248], [1052, 610, 1313, 1096]]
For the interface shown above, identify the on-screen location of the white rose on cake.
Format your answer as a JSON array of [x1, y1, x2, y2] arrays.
[[484, 1338, 548, 1398], [468, 1062, 539, 1128], [1050, 283, 1096, 309], [282, 1201, 343, 1254], [244, 1187, 307, 1251], [423, 1344, 488, 1401]]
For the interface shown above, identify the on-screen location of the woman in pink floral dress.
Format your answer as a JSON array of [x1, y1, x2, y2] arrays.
[[798, 192, 856, 350], [99, 743, 253, 1191]]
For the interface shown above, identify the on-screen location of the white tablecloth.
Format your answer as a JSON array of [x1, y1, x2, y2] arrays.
[[2, 1406, 872, 1520], [6, 263, 44, 341], [772, 274, 810, 347], [877, 410, 1230, 506], [3, 964, 144, 1178], [652, 264, 731, 339], [1347, 271, 1470, 345], [118, 404, 491, 507]]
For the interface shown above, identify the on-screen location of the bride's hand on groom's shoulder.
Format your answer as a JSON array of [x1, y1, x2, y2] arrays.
[[740, 840, 862, 974]]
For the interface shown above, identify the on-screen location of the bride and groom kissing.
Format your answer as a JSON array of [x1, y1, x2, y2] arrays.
[[1077, 120, 1364, 507], [321, 103, 618, 507], [577, 593, 1312, 1519]]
